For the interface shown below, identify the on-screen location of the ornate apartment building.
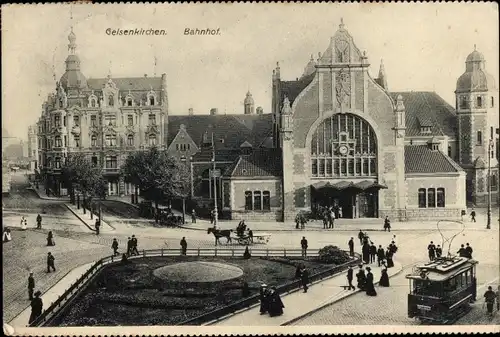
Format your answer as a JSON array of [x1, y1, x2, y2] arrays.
[[37, 28, 168, 196]]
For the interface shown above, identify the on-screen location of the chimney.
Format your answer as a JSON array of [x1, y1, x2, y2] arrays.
[[210, 108, 218, 116], [188, 108, 194, 116]]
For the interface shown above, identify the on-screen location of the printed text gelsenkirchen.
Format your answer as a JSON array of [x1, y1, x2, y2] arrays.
[[106, 28, 167, 36]]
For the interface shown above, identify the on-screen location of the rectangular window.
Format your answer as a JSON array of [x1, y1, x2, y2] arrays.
[[176, 144, 180, 150], [91, 136, 98, 147], [74, 136, 80, 148], [311, 159, 318, 176], [262, 191, 271, 211], [149, 114, 156, 125], [55, 158, 61, 169], [55, 137, 62, 147], [341, 158, 347, 175], [105, 156, 118, 169], [105, 135, 116, 147], [64, 135, 67, 147], [491, 96, 495, 108], [333, 159, 340, 176], [253, 191, 262, 211], [245, 191, 253, 210], [63, 116, 67, 127], [73, 115, 80, 126], [127, 135, 134, 146], [104, 115, 117, 126], [477, 96, 482, 108], [91, 115, 97, 126], [437, 188, 445, 207], [318, 159, 325, 176], [326, 160, 332, 176], [91, 156, 98, 166], [490, 175, 498, 192], [128, 115, 134, 126], [448, 146, 452, 157], [477, 131, 482, 145], [223, 182, 230, 208], [54, 115, 61, 127], [418, 188, 426, 208], [427, 188, 436, 208]]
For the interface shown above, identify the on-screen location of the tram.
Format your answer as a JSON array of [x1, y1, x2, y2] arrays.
[[406, 256, 478, 324]]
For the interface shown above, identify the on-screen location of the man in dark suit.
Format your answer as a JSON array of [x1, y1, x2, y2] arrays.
[[348, 237, 355, 257], [346, 265, 355, 290], [28, 272, 35, 300], [377, 245, 386, 267]]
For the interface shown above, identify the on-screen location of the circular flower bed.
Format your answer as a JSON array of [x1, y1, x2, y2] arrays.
[[152, 261, 244, 283]]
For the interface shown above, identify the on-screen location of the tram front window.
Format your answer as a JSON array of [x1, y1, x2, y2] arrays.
[[412, 280, 442, 297]]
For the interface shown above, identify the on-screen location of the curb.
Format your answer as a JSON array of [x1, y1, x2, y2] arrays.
[[280, 263, 405, 326], [103, 198, 140, 210], [64, 204, 116, 231], [28, 184, 69, 202]]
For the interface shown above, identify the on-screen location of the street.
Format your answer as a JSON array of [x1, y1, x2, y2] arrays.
[[2, 173, 499, 325]]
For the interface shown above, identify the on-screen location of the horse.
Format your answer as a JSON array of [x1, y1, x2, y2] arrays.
[[207, 227, 233, 246]]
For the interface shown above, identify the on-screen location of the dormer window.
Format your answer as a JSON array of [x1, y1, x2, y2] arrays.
[[420, 126, 432, 134], [432, 144, 439, 151]]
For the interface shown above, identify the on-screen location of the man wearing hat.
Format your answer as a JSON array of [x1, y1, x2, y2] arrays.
[[28, 291, 43, 324], [28, 272, 35, 300], [47, 252, 56, 273], [259, 283, 269, 314], [346, 265, 355, 290]]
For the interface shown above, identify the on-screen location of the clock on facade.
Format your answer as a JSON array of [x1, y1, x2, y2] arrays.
[[338, 145, 349, 155]]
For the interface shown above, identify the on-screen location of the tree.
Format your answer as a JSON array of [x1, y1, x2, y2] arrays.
[[61, 153, 107, 216], [121, 147, 190, 223]]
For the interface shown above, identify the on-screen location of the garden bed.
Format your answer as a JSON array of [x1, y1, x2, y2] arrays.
[[51, 255, 339, 326]]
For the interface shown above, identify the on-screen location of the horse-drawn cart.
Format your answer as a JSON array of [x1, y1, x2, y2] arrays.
[[208, 227, 271, 246]]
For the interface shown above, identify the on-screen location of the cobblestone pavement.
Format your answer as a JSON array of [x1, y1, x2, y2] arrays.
[[292, 229, 499, 326]]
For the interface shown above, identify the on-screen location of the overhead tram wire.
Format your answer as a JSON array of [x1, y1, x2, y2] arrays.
[[436, 220, 466, 258]]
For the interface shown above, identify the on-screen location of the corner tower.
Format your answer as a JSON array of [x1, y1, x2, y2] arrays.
[[244, 91, 255, 115], [455, 46, 499, 205]]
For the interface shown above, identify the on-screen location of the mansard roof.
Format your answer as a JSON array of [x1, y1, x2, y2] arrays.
[[167, 113, 274, 149], [86, 77, 163, 92], [390, 92, 457, 139]]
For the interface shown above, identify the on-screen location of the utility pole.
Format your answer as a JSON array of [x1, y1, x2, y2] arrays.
[[211, 132, 218, 228], [486, 139, 493, 229]]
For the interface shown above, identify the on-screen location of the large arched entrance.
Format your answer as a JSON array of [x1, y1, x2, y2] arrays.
[[309, 113, 385, 218]]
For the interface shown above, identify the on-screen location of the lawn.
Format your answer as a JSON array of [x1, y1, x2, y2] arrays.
[[51, 255, 340, 326]]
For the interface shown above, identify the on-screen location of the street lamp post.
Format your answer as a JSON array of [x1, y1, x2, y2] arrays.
[[486, 139, 493, 229], [211, 133, 218, 228]]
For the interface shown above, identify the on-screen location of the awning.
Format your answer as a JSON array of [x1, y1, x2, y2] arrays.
[[313, 180, 388, 191]]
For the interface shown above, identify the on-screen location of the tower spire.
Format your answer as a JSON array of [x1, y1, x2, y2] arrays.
[[377, 59, 388, 90], [67, 6, 76, 55]]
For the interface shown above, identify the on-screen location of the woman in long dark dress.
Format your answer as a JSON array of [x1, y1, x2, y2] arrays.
[[385, 248, 394, 268], [365, 267, 377, 296], [267, 287, 284, 317], [379, 268, 390, 287], [356, 265, 366, 290], [362, 243, 370, 264], [46, 231, 55, 246], [259, 284, 269, 314]]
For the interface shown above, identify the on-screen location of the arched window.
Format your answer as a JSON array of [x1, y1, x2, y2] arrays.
[[427, 188, 436, 208], [311, 114, 377, 177], [477, 131, 482, 145], [91, 99, 96, 108], [127, 98, 133, 107], [127, 134, 134, 146], [245, 191, 253, 210], [105, 134, 116, 147], [437, 188, 445, 207], [108, 94, 114, 107], [263, 191, 271, 211], [148, 134, 157, 146], [253, 191, 262, 211], [418, 188, 426, 208], [91, 135, 98, 147], [149, 95, 155, 106]]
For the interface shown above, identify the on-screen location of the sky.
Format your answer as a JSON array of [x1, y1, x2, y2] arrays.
[[2, 2, 499, 141]]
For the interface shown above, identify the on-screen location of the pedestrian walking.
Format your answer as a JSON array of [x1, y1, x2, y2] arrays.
[[346, 265, 355, 290], [383, 216, 391, 232], [267, 287, 284, 317], [348, 237, 355, 257], [358, 230, 364, 245], [28, 291, 43, 325], [248, 228, 253, 243], [427, 241, 436, 261], [385, 248, 394, 268], [259, 284, 269, 314], [369, 242, 377, 264], [36, 214, 42, 229], [322, 211, 328, 229], [46, 231, 55, 246], [365, 267, 377, 296], [484, 286, 496, 316], [465, 243, 473, 259], [21, 217, 27, 231], [126, 237, 132, 256], [46, 252, 56, 273], [300, 236, 308, 258], [191, 209, 197, 224], [356, 265, 366, 290], [470, 209, 476, 222], [379, 267, 390, 287], [28, 272, 35, 300], [180, 237, 187, 255], [338, 206, 343, 219], [295, 213, 301, 229], [328, 208, 335, 229], [457, 244, 468, 258], [210, 209, 215, 224], [300, 266, 309, 293], [435, 245, 443, 258], [300, 214, 307, 229], [111, 238, 119, 256], [131, 235, 139, 255], [95, 218, 100, 235], [377, 245, 386, 267], [362, 241, 370, 264]]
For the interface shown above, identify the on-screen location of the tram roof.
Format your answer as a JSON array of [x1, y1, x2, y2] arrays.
[[406, 257, 478, 282]]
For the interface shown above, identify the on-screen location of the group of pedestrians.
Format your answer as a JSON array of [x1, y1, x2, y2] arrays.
[[353, 231, 397, 269], [457, 243, 474, 259], [321, 205, 341, 229], [27, 251, 57, 324], [259, 284, 285, 317], [294, 213, 308, 229], [111, 235, 140, 256]]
